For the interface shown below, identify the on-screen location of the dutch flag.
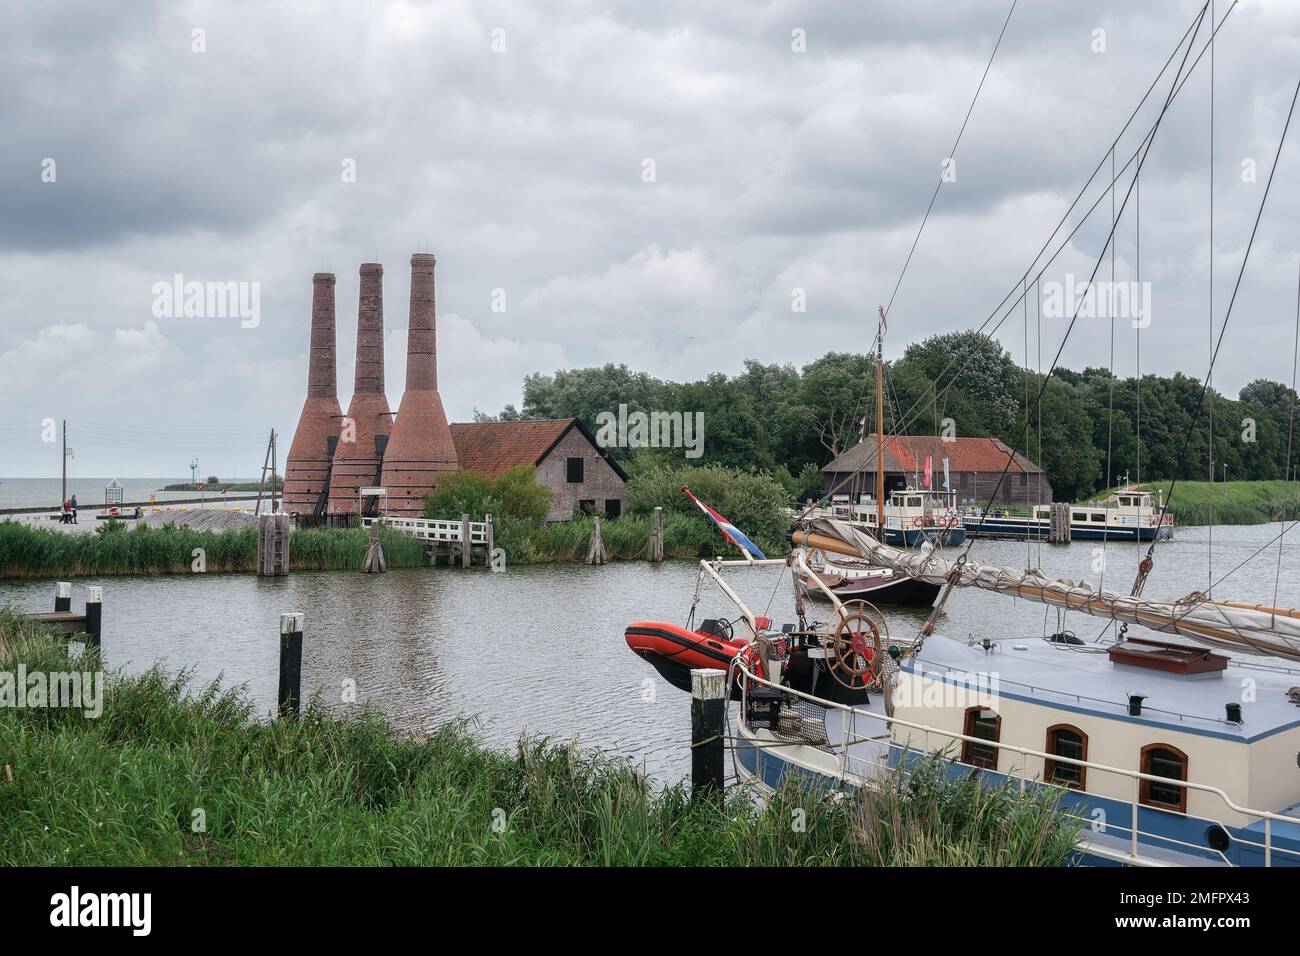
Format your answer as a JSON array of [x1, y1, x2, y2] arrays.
[[681, 486, 767, 560]]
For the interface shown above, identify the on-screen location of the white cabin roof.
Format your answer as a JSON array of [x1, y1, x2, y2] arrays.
[[905, 632, 1300, 742]]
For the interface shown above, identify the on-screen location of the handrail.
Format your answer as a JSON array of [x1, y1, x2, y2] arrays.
[[731, 658, 1300, 865]]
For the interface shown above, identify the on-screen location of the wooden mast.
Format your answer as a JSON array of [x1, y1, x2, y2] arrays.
[[875, 307, 886, 536]]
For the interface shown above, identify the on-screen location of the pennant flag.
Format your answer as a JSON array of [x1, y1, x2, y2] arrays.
[[923, 455, 933, 489], [681, 486, 766, 559], [943, 457, 951, 491]]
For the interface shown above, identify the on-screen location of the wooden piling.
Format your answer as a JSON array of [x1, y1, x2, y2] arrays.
[[278, 612, 304, 719], [690, 668, 726, 798], [55, 582, 71, 613], [84, 586, 102, 651], [586, 514, 607, 565], [460, 513, 472, 567], [485, 514, 494, 568], [1049, 502, 1071, 544], [257, 513, 291, 575], [650, 506, 664, 562]]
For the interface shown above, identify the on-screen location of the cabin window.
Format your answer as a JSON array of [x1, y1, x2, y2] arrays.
[[1044, 725, 1088, 789], [1091, 513, 1105, 522], [1139, 743, 1188, 813], [961, 707, 1001, 770], [604, 499, 622, 519], [908, 497, 922, 508], [566, 457, 584, 483], [1072, 512, 1087, 522]]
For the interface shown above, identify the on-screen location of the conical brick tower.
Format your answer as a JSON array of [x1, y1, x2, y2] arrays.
[[284, 272, 342, 515], [327, 262, 393, 516], [381, 252, 459, 515]]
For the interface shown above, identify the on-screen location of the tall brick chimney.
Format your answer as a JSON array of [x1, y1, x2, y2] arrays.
[[381, 252, 459, 515], [284, 272, 343, 515], [328, 262, 394, 515]]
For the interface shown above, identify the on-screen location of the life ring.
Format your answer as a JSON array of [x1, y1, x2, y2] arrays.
[[913, 517, 923, 527]]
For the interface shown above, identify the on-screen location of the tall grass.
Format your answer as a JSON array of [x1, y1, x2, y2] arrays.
[[0, 522, 426, 579], [0, 619, 1080, 866], [1133, 480, 1300, 526]]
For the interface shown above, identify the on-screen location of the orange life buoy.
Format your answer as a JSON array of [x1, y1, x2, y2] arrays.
[[913, 517, 923, 527]]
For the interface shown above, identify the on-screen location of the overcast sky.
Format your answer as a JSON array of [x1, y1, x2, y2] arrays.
[[2, 0, 1298, 477]]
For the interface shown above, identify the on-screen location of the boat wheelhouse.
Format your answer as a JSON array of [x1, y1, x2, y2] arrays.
[[827, 488, 965, 547]]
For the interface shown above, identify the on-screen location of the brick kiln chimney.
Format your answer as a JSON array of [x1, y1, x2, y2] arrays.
[[284, 272, 343, 515], [380, 252, 459, 515], [327, 262, 394, 515]]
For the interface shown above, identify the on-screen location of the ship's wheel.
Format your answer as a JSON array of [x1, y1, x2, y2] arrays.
[[824, 599, 888, 691]]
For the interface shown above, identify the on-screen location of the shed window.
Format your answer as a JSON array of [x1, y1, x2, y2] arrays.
[[577, 499, 596, 516], [604, 499, 622, 519], [1139, 744, 1188, 813], [1044, 725, 1087, 789], [566, 457, 584, 483], [961, 707, 1001, 770]]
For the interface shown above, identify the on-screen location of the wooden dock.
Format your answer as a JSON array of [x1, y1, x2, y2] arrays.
[[360, 515, 494, 567]]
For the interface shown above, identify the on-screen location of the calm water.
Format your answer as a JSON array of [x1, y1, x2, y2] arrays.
[[2, 522, 1298, 782], [0, 477, 207, 511]]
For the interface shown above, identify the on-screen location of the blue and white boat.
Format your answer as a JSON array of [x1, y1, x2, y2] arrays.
[[681, 518, 1300, 867], [963, 484, 1174, 543]]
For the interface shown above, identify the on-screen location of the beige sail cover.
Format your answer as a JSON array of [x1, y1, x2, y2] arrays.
[[803, 518, 1300, 663]]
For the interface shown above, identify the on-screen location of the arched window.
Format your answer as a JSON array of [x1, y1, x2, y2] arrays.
[[961, 707, 1001, 770], [1044, 724, 1088, 790], [1139, 743, 1188, 813]]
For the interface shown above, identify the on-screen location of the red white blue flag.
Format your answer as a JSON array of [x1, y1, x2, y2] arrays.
[[681, 486, 767, 559]]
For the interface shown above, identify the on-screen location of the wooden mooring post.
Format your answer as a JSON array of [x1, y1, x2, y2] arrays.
[[460, 513, 472, 567], [650, 506, 664, 562], [257, 513, 291, 575], [278, 612, 304, 719], [690, 668, 726, 798], [586, 514, 607, 565], [485, 514, 494, 567], [84, 586, 103, 651], [55, 581, 71, 612], [1048, 502, 1071, 544]]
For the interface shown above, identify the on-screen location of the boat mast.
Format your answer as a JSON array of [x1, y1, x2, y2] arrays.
[[875, 307, 886, 535]]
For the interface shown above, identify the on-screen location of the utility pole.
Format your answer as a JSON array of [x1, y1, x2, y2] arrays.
[[61, 419, 67, 508]]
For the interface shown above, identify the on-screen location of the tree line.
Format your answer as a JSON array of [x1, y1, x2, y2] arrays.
[[475, 331, 1300, 502]]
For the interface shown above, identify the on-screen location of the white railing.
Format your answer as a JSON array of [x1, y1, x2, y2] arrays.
[[730, 657, 1300, 867], [359, 515, 491, 545]]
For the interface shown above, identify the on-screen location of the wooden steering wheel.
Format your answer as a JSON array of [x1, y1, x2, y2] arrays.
[[825, 599, 888, 691]]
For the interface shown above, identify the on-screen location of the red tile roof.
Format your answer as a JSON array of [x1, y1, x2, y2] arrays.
[[823, 436, 1043, 475], [448, 419, 576, 479]]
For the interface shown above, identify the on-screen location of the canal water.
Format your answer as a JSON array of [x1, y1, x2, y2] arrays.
[[2, 522, 1298, 783]]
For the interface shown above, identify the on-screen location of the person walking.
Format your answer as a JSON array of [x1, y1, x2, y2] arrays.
[[70, 494, 79, 524]]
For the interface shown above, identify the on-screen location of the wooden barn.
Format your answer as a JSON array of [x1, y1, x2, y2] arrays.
[[821, 435, 1053, 508]]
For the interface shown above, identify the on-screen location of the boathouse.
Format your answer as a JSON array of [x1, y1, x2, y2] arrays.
[[821, 435, 1053, 507], [449, 419, 628, 522]]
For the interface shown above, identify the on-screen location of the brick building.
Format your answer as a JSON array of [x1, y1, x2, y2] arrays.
[[449, 418, 628, 522], [821, 435, 1053, 508]]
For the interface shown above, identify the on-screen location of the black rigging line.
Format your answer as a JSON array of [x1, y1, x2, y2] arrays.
[[962, 1, 1212, 550], [1135, 76, 1300, 596], [810, 2, 1235, 517]]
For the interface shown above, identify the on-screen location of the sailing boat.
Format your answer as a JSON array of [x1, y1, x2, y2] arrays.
[[801, 311, 945, 607]]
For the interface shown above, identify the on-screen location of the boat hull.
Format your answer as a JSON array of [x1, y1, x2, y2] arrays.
[[962, 516, 1164, 541], [800, 572, 941, 607], [883, 526, 966, 547]]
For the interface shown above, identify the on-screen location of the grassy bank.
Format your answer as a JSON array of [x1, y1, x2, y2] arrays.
[[1136, 480, 1300, 526], [0, 522, 427, 579], [0, 616, 1080, 866], [493, 512, 752, 564]]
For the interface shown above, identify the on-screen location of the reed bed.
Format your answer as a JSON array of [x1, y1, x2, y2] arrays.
[[0, 620, 1079, 866], [0, 521, 425, 579]]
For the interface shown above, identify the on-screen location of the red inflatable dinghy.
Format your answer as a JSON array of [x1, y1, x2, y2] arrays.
[[624, 620, 760, 697]]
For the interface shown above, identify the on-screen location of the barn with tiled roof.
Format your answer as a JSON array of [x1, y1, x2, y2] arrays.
[[821, 435, 1053, 507], [449, 418, 628, 521]]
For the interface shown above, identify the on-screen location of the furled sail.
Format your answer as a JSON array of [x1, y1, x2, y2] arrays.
[[795, 518, 1300, 663]]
